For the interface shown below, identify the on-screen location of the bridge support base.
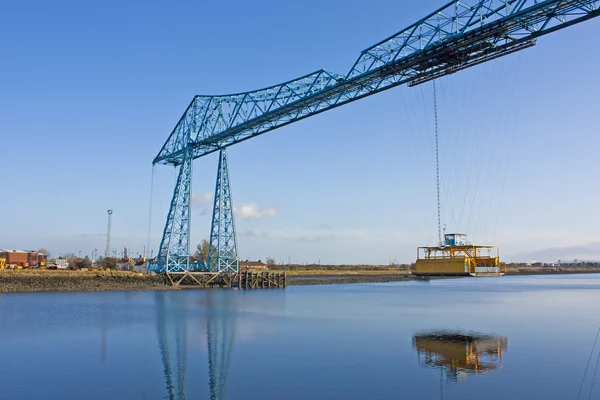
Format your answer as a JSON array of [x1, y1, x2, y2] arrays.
[[163, 271, 286, 289]]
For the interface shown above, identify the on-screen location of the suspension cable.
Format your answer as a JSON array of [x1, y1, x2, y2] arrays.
[[147, 164, 156, 261], [433, 80, 442, 246], [576, 322, 600, 399]]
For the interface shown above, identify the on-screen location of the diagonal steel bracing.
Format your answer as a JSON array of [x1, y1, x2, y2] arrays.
[[208, 150, 239, 273], [153, 146, 193, 273], [154, 0, 600, 166]]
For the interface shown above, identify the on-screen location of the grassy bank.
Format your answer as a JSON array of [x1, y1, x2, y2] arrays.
[[1, 265, 598, 293], [0, 270, 171, 293], [271, 266, 412, 285], [274, 265, 600, 286]]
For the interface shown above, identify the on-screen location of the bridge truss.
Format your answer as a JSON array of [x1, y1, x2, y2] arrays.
[[150, 0, 599, 273]]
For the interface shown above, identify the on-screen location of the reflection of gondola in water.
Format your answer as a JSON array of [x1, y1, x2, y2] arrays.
[[413, 331, 507, 382]]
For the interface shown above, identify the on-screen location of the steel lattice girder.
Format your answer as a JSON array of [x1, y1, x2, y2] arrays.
[[153, 0, 599, 166], [208, 149, 239, 273], [152, 146, 193, 273]]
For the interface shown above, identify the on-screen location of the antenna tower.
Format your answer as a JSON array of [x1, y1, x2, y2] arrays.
[[105, 209, 113, 257]]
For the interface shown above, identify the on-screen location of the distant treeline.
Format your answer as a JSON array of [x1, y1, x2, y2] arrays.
[[505, 262, 600, 268]]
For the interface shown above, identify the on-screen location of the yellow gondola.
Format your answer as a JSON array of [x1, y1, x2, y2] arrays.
[[414, 233, 505, 276]]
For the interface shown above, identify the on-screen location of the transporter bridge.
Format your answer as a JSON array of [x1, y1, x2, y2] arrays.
[[150, 0, 600, 274]]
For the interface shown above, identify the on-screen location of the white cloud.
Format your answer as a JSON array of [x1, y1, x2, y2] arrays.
[[241, 230, 269, 238], [235, 204, 277, 220], [297, 234, 336, 242], [191, 192, 213, 207]]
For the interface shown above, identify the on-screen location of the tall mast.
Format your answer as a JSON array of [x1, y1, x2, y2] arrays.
[[106, 209, 113, 257]]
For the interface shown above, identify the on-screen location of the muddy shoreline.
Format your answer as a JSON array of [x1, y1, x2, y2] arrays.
[[0, 268, 598, 293], [288, 269, 600, 285], [0, 270, 172, 293], [287, 274, 416, 286]]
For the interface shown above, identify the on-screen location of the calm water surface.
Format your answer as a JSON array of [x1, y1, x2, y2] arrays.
[[1, 274, 599, 400]]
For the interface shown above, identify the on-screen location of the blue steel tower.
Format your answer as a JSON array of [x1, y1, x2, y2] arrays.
[[156, 148, 193, 273], [208, 150, 239, 273], [151, 0, 599, 274]]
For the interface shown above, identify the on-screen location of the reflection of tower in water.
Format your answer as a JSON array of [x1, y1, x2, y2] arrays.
[[156, 293, 188, 400], [206, 292, 236, 400], [155, 292, 236, 400], [413, 331, 507, 382]]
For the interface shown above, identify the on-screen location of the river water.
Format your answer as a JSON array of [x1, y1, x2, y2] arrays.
[[1, 274, 599, 400]]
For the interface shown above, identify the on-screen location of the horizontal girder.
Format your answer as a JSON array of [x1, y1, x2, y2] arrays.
[[154, 0, 599, 166]]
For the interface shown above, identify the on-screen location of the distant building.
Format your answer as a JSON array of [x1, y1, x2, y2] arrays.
[[0, 250, 47, 268], [239, 260, 268, 271], [532, 262, 544, 267], [55, 256, 69, 269]]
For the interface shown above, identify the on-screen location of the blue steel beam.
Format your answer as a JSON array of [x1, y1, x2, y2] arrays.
[[154, 0, 599, 166]]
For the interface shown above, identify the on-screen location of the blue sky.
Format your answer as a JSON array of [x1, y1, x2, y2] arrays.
[[1, 0, 599, 263]]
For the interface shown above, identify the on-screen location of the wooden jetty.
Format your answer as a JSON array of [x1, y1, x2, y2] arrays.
[[164, 271, 286, 289]]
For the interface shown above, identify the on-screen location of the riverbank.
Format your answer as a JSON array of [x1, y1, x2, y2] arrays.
[[278, 268, 413, 286], [287, 273, 415, 286], [1, 266, 599, 293], [0, 270, 170, 293], [278, 266, 600, 285], [505, 266, 600, 275]]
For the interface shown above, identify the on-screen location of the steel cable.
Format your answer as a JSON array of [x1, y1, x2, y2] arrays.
[[576, 323, 600, 399], [587, 336, 600, 400]]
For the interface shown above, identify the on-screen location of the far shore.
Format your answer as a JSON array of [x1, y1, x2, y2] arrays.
[[0, 266, 598, 293], [280, 266, 600, 286]]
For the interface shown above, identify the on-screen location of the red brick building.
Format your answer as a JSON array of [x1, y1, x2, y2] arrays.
[[0, 250, 47, 268]]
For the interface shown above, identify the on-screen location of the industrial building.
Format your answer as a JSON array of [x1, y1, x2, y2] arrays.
[[239, 260, 268, 271], [0, 250, 47, 269]]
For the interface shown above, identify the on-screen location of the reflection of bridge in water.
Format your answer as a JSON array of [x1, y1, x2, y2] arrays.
[[156, 292, 236, 400], [413, 330, 508, 382]]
